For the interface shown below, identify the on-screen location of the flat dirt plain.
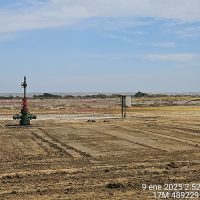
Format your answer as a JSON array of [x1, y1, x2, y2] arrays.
[[0, 97, 200, 199]]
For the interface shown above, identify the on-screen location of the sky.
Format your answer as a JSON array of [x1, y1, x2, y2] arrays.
[[0, 0, 200, 93]]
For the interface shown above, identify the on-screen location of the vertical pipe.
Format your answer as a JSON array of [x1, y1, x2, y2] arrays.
[[121, 96, 125, 119], [24, 76, 26, 98], [121, 96, 123, 119], [124, 104, 126, 118]]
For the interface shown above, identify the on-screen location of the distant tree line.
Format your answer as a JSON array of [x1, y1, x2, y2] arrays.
[[32, 93, 122, 99], [0, 96, 21, 99], [33, 93, 62, 99], [1, 92, 199, 100], [0, 96, 14, 99]]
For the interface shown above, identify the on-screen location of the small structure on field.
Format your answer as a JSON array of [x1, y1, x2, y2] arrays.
[[121, 95, 132, 119], [13, 76, 36, 125]]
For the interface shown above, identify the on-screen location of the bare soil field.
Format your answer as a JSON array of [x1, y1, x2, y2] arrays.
[[0, 98, 200, 199]]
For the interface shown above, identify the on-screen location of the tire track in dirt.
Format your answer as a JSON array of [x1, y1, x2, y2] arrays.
[[120, 122, 200, 146], [108, 123, 200, 150], [1, 160, 186, 179], [137, 119, 200, 137], [140, 117, 200, 132], [143, 123, 200, 140], [147, 117, 200, 130], [36, 128, 91, 158], [159, 123, 200, 135], [73, 124, 166, 152], [30, 131, 73, 157], [29, 133, 56, 156], [162, 120, 200, 126]]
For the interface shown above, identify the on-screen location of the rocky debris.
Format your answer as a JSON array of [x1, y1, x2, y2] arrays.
[[87, 119, 96, 122], [106, 182, 125, 189], [166, 162, 178, 169]]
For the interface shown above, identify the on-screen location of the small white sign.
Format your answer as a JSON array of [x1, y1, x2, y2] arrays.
[[125, 96, 132, 107]]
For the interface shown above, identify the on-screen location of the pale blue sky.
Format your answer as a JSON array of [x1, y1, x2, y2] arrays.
[[0, 0, 200, 93]]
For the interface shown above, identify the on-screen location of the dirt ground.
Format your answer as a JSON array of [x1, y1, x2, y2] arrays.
[[0, 98, 200, 199]]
